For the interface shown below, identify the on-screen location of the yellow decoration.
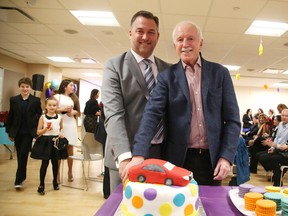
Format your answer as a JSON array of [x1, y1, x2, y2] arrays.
[[44, 82, 51, 89], [236, 73, 241, 80], [259, 39, 263, 56], [264, 84, 268, 89]]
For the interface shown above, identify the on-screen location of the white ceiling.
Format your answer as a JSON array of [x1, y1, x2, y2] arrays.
[[0, 0, 288, 88]]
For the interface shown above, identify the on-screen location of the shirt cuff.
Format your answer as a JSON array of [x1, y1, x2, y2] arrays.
[[115, 152, 132, 168]]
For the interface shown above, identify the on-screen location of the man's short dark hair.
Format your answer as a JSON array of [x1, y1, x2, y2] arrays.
[[18, 77, 32, 87], [130, 10, 159, 29]]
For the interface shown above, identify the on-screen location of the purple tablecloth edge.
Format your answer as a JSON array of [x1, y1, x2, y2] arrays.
[[94, 184, 244, 216], [94, 184, 123, 216]]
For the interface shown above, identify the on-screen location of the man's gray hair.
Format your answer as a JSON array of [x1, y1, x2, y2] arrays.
[[172, 21, 203, 42]]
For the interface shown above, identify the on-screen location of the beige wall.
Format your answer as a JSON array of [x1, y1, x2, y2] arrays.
[[0, 54, 63, 111], [235, 86, 288, 125], [0, 53, 27, 74]]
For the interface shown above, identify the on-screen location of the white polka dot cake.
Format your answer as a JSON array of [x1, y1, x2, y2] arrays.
[[121, 159, 199, 216]]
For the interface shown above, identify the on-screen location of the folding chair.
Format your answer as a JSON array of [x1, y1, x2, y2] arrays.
[[280, 165, 288, 186], [62, 114, 103, 190]]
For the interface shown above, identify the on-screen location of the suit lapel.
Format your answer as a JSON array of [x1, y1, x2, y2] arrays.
[[15, 95, 22, 111], [125, 50, 149, 98], [174, 61, 190, 103], [154, 57, 166, 74], [26, 94, 34, 111], [201, 58, 210, 101]]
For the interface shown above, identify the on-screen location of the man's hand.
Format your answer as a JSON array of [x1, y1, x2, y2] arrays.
[[120, 156, 145, 183], [119, 158, 131, 181], [213, 158, 231, 180], [268, 147, 274, 154]]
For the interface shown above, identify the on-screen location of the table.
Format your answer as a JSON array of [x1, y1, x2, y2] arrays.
[[0, 127, 14, 159], [94, 184, 244, 216]]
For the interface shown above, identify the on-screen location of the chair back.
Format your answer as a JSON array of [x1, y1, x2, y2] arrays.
[[82, 132, 103, 160]]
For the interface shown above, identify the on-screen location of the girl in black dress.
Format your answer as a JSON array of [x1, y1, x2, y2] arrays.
[[31, 97, 64, 195]]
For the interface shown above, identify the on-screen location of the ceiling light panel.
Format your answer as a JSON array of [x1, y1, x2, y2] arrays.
[[47, 56, 74, 62], [262, 68, 284, 74], [223, 65, 240, 71], [245, 20, 288, 37], [70, 11, 120, 26]]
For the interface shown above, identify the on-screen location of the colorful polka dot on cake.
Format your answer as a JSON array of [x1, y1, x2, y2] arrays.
[[184, 203, 194, 215], [173, 193, 185, 206], [132, 195, 143, 208], [144, 188, 157, 200], [125, 185, 132, 199], [189, 184, 198, 197], [159, 202, 173, 216]]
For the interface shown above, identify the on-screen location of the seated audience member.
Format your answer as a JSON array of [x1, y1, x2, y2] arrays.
[[258, 108, 264, 115], [242, 114, 259, 144], [267, 108, 275, 128], [265, 115, 281, 141], [248, 114, 270, 173], [242, 109, 253, 132], [248, 114, 270, 146], [256, 114, 281, 178], [277, 103, 288, 114], [258, 109, 288, 185]]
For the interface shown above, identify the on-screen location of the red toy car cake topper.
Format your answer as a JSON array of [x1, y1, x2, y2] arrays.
[[128, 159, 193, 186]]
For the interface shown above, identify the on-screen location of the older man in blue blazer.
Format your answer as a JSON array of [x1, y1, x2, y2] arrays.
[[123, 21, 241, 185]]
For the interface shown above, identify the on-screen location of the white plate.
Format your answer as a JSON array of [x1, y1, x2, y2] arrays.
[[229, 188, 281, 216]]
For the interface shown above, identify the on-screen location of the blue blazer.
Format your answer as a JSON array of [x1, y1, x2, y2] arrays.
[[133, 57, 241, 169]]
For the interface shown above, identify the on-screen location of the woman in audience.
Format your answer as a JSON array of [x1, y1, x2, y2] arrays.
[[54, 79, 80, 182], [242, 108, 253, 132], [267, 109, 275, 128], [242, 114, 259, 144], [258, 108, 264, 115], [248, 113, 270, 173]]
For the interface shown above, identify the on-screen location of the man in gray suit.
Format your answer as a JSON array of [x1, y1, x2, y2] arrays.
[[123, 21, 241, 185], [101, 10, 170, 192]]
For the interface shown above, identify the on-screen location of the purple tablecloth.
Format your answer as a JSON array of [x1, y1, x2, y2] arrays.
[[95, 184, 244, 216]]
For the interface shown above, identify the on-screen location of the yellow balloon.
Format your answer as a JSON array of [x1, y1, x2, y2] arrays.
[[44, 82, 51, 89], [259, 43, 263, 56], [236, 74, 240, 80], [264, 84, 268, 89]]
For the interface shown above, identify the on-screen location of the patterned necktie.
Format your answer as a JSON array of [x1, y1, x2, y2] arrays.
[[142, 59, 164, 141], [143, 59, 155, 94]]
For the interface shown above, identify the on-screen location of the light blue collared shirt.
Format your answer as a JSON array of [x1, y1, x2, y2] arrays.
[[274, 122, 288, 147]]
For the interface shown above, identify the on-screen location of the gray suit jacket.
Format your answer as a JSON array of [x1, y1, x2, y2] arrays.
[[101, 50, 170, 170], [133, 57, 241, 169]]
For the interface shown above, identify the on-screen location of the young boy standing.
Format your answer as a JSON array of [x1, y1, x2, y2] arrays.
[[6, 77, 42, 189]]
